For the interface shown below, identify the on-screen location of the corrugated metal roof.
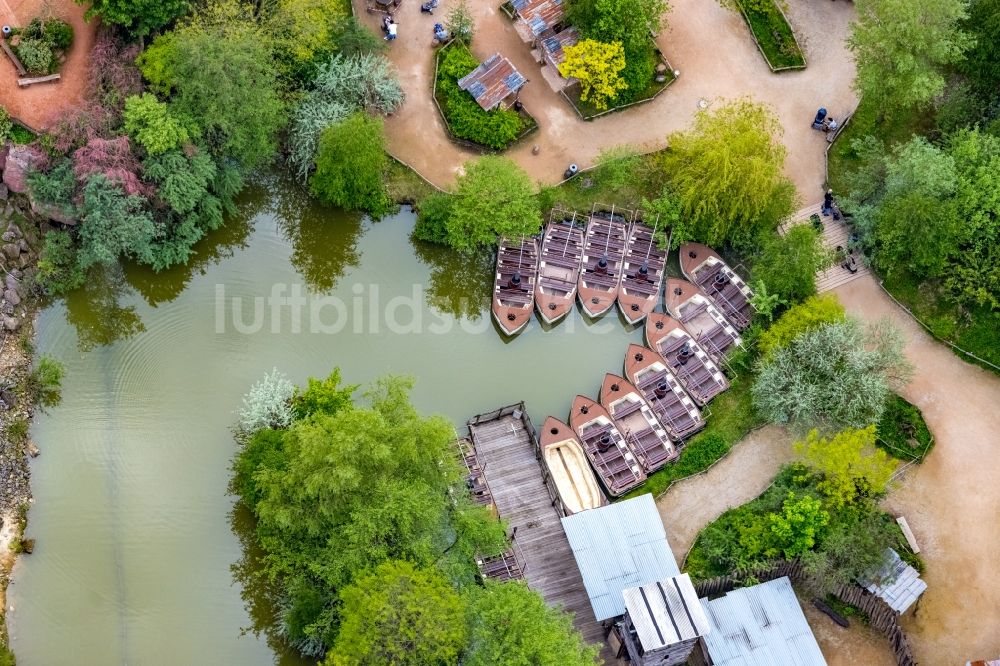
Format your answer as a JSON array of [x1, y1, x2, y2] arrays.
[[700, 577, 828, 666], [561, 494, 679, 621], [863, 549, 927, 613], [457, 53, 526, 111], [511, 0, 565, 35], [540, 27, 579, 67], [623, 573, 711, 650]]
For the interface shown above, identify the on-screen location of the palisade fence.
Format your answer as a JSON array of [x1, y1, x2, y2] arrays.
[[694, 560, 917, 666]]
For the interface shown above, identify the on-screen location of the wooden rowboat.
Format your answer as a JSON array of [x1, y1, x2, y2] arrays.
[[617, 223, 666, 324], [624, 343, 706, 439], [599, 373, 676, 473], [577, 210, 628, 318], [644, 313, 728, 406], [664, 278, 742, 360], [679, 242, 754, 330], [492, 236, 539, 336], [540, 416, 608, 515], [535, 220, 585, 324], [569, 395, 646, 497]]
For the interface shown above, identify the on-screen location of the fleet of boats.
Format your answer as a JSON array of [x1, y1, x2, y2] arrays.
[[525, 217, 755, 505]]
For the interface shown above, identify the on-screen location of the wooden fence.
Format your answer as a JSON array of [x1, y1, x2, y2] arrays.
[[694, 561, 917, 666]]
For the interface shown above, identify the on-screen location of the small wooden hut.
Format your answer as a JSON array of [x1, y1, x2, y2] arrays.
[[457, 54, 527, 111]]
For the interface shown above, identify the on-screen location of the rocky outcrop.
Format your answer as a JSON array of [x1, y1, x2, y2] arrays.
[[1, 144, 46, 195]]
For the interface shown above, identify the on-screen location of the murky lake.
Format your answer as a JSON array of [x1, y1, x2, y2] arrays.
[[9, 177, 647, 665]]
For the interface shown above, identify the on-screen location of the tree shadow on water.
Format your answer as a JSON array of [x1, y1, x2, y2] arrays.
[[272, 178, 365, 295], [63, 264, 146, 351], [230, 502, 312, 666], [411, 238, 492, 321]]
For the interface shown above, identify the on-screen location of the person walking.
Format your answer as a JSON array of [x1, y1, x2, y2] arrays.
[[822, 189, 834, 216]]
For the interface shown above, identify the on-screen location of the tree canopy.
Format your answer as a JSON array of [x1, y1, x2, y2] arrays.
[[848, 0, 971, 116], [558, 39, 629, 110], [77, 0, 191, 37], [444, 157, 542, 253], [324, 561, 467, 666], [234, 372, 507, 656], [752, 318, 912, 430], [310, 113, 394, 218], [661, 99, 796, 248], [796, 426, 897, 509], [752, 224, 830, 304], [757, 294, 846, 360], [464, 582, 601, 666]]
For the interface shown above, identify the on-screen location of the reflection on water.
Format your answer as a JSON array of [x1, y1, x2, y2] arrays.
[[411, 239, 492, 320], [63, 264, 145, 351], [272, 177, 364, 294]]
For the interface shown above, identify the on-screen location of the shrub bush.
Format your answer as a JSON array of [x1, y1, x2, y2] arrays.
[[757, 294, 846, 359], [436, 45, 526, 150], [15, 37, 54, 75], [752, 224, 830, 304], [875, 394, 934, 461]]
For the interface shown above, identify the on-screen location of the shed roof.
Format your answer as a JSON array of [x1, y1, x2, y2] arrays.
[[511, 0, 566, 36], [624, 574, 711, 651], [539, 27, 579, 68], [863, 549, 927, 614], [457, 53, 526, 111], [561, 494, 679, 621], [700, 577, 827, 666]]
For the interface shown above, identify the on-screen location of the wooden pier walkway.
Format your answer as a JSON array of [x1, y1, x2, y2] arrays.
[[467, 405, 611, 657], [780, 201, 872, 293]]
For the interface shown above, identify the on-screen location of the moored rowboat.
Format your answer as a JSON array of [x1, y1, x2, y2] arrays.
[[569, 395, 646, 497], [664, 278, 742, 360], [679, 242, 754, 330], [540, 416, 608, 515], [599, 373, 676, 473], [492, 236, 539, 336], [535, 219, 585, 324], [577, 209, 628, 318], [644, 313, 728, 406], [617, 222, 666, 324]]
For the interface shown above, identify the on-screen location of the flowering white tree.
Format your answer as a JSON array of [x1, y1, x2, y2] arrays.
[[234, 368, 296, 441]]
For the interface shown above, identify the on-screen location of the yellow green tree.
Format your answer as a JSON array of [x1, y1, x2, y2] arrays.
[[795, 426, 897, 508], [558, 39, 628, 110]]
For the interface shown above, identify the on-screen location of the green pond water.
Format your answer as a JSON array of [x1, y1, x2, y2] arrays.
[[9, 177, 648, 665]]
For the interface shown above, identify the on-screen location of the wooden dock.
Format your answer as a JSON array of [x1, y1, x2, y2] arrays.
[[467, 404, 612, 658], [780, 201, 872, 293]]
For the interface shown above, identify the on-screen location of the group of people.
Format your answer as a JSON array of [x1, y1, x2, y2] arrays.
[[382, 13, 398, 40]]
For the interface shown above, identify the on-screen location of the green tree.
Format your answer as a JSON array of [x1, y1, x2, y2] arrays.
[[768, 491, 829, 559], [796, 426, 897, 508], [446, 0, 475, 44], [848, 0, 971, 117], [959, 0, 1000, 97], [464, 582, 601, 666], [567, 0, 668, 52], [236, 374, 507, 656], [661, 99, 796, 248], [752, 225, 830, 304], [324, 561, 467, 666], [138, 15, 286, 169], [445, 157, 542, 253], [77, 0, 191, 36], [800, 505, 903, 594], [310, 113, 393, 218], [266, 0, 348, 77], [36, 230, 86, 295], [757, 293, 846, 359], [558, 39, 629, 110], [753, 318, 912, 430], [292, 368, 359, 420], [76, 175, 156, 269], [123, 93, 190, 156]]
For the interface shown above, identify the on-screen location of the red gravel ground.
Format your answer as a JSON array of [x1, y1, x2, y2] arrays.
[[0, 0, 98, 130]]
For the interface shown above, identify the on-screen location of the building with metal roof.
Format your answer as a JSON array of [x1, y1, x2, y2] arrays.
[[457, 53, 527, 111], [863, 548, 927, 614], [561, 493, 680, 622], [699, 576, 828, 666], [620, 573, 711, 665], [511, 0, 566, 38]]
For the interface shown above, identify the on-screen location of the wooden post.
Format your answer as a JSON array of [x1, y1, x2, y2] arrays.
[[896, 516, 920, 553]]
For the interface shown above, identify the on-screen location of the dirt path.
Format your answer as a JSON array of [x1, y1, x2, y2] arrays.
[[833, 276, 1000, 665], [359, 0, 857, 194], [656, 425, 795, 561], [0, 0, 97, 130]]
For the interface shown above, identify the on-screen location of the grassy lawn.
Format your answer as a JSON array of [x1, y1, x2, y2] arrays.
[[539, 150, 668, 215], [875, 395, 934, 463], [879, 268, 1000, 374], [737, 0, 805, 71], [386, 158, 438, 204]]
